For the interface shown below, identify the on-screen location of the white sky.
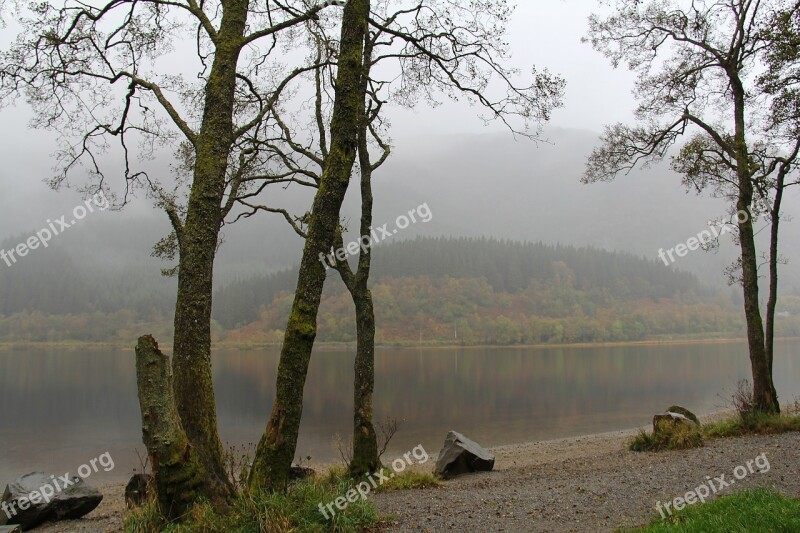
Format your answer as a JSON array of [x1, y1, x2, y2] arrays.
[[387, 0, 636, 138], [0, 0, 637, 231]]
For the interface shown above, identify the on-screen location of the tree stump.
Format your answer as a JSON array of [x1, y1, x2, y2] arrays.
[[135, 335, 205, 519]]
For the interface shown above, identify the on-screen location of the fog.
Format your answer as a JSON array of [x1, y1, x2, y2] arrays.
[[1, 0, 798, 291]]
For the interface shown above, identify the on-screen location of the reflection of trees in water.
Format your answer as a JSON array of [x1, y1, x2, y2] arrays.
[[4, 342, 793, 460]]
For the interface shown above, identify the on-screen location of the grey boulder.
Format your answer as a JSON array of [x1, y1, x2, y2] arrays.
[[0, 472, 102, 530], [434, 431, 495, 479], [653, 405, 700, 434]]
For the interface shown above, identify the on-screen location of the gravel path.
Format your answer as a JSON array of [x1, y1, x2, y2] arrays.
[[373, 428, 800, 532]]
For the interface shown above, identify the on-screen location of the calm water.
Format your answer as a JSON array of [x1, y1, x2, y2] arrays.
[[1, 340, 799, 483]]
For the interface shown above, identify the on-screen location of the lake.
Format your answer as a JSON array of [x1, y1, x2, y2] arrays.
[[1, 339, 799, 484]]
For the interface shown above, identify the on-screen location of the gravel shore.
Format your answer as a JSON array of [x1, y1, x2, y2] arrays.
[[373, 426, 800, 532], [31, 418, 800, 532]]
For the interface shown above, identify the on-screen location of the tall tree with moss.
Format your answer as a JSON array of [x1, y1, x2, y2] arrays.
[[248, 0, 564, 492], [248, 0, 372, 492], [758, 0, 800, 392], [236, 25, 389, 476], [583, 0, 800, 414], [0, 0, 344, 509]]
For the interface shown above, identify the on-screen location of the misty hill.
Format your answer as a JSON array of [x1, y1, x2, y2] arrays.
[[212, 236, 705, 329], [2, 231, 798, 345]]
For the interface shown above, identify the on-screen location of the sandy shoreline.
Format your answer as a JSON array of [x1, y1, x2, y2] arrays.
[[31, 412, 800, 532]]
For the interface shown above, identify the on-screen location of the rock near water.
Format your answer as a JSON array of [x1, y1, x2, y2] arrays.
[[0, 472, 102, 530], [434, 431, 495, 479], [653, 405, 700, 434]]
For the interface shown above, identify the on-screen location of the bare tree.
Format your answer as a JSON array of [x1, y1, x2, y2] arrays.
[[583, 0, 800, 414], [236, 24, 390, 476], [248, 0, 372, 493], [247, 0, 564, 492], [0, 0, 344, 509]]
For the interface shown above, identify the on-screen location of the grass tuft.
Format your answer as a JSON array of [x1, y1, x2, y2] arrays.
[[376, 471, 441, 492], [626, 488, 800, 532], [124, 471, 381, 533], [123, 465, 439, 532], [629, 424, 704, 452]]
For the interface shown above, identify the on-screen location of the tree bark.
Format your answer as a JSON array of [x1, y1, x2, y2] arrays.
[[135, 335, 206, 520], [248, 0, 371, 492], [347, 59, 380, 476], [731, 79, 780, 414], [170, 0, 251, 504], [764, 166, 786, 401], [349, 285, 380, 476]]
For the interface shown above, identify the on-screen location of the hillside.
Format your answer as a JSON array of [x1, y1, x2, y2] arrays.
[[2, 236, 798, 345], [216, 237, 764, 345]]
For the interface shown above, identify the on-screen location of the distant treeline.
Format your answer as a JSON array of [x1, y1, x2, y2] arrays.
[[212, 236, 706, 328], [0, 240, 176, 318], [2, 235, 798, 345]]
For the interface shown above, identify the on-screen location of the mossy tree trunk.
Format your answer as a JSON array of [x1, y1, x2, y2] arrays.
[[135, 335, 206, 520], [731, 79, 780, 415], [248, 0, 371, 492], [764, 161, 790, 392], [348, 284, 380, 475], [169, 0, 252, 506], [338, 43, 381, 475]]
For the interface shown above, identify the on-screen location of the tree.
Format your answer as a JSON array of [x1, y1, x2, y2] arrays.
[[583, 0, 800, 413], [758, 0, 800, 400], [248, 0, 372, 492], [247, 0, 564, 492], [0, 0, 345, 508], [235, 25, 389, 476]]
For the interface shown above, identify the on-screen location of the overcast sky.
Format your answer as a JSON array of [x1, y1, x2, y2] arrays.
[[0, 0, 636, 236]]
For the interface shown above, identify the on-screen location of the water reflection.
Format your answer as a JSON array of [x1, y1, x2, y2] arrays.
[[1, 340, 797, 482]]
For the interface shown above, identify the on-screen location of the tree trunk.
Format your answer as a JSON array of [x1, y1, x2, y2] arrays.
[[135, 335, 206, 520], [248, 0, 370, 493], [348, 46, 379, 476], [764, 167, 786, 405], [731, 81, 780, 414], [349, 285, 380, 476], [170, 0, 250, 504]]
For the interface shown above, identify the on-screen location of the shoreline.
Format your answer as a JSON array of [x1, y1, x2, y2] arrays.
[[33, 410, 765, 533], [3, 336, 799, 352]]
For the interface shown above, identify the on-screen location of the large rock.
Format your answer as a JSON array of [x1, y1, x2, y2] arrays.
[[664, 405, 700, 425], [434, 431, 495, 479], [653, 405, 700, 435], [0, 472, 102, 529]]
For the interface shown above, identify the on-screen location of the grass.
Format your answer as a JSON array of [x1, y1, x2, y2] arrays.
[[703, 410, 800, 439], [629, 411, 800, 452], [376, 471, 441, 492], [629, 388, 800, 452], [124, 466, 438, 532], [629, 424, 705, 452], [625, 488, 800, 532]]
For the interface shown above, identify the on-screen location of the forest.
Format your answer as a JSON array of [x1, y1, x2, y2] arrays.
[[2, 236, 797, 345]]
